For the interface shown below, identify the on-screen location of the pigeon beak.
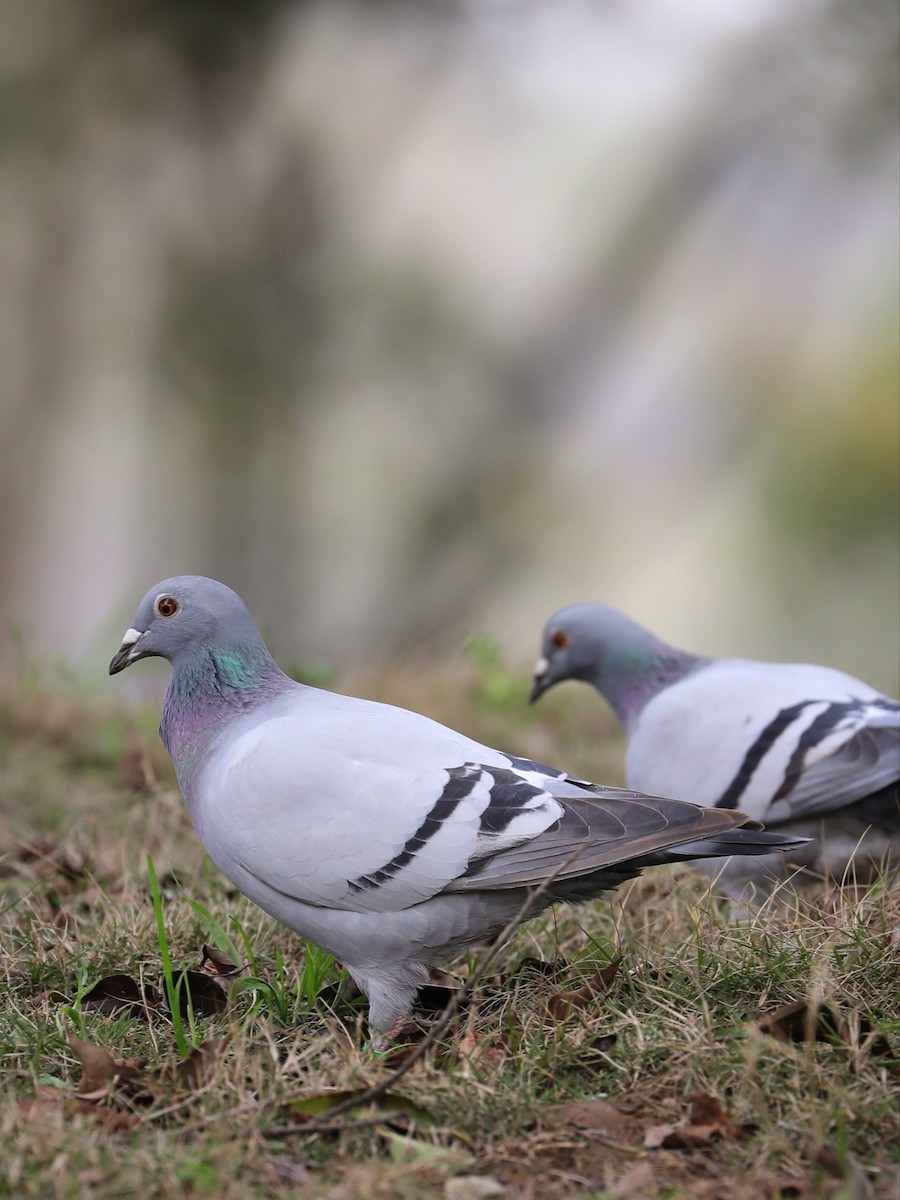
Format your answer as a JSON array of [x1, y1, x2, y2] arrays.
[[529, 657, 551, 704], [109, 628, 146, 675]]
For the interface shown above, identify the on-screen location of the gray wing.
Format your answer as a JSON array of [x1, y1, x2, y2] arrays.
[[763, 698, 900, 823], [447, 757, 777, 893]]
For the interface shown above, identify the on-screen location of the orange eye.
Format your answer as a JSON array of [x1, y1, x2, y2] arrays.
[[551, 630, 568, 649], [155, 595, 179, 618]]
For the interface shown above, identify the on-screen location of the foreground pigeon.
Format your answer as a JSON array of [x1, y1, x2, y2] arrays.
[[530, 603, 900, 900], [111, 577, 806, 1041]]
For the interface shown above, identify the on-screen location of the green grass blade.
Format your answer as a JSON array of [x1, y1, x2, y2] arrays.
[[147, 854, 190, 1057]]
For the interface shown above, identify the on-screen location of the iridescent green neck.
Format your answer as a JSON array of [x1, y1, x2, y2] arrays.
[[160, 642, 290, 768], [208, 645, 281, 690], [596, 642, 702, 732]]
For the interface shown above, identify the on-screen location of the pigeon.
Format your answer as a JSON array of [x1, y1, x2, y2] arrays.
[[530, 603, 900, 900], [110, 576, 807, 1042]]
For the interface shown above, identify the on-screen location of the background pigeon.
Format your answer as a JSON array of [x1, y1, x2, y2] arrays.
[[530, 603, 900, 901], [111, 576, 806, 1042]]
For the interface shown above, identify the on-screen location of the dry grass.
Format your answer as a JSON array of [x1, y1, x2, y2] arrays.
[[0, 657, 898, 1200]]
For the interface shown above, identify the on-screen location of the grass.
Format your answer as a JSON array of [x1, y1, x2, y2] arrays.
[[0, 652, 898, 1200]]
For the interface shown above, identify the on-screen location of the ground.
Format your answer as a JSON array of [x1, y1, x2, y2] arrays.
[[0, 650, 897, 1200]]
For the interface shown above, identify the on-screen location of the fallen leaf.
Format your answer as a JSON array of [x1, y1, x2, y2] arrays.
[[591, 958, 624, 990], [458, 1031, 504, 1070], [198, 944, 242, 982], [428, 966, 463, 989], [82, 974, 159, 1020], [415, 982, 463, 1015], [759, 1000, 849, 1045], [17, 1090, 67, 1119], [643, 1123, 678, 1150], [689, 1092, 738, 1129], [546, 990, 590, 1020], [377, 1020, 431, 1070], [282, 1089, 434, 1130], [546, 959, 622, 1021], [584, 1032, 619, 1057], [84, 1107, 142, 1134], [166, 969, 229, 1017], [759, 1000, 898, 1072], [550, 1098, 630, 1142], [415, 966, 465, 1016], [31, 989, 71, 1009], [643, 1093, 750, 1150], [67, 1033, 153, 1104], [20, 1089, 142, 1134]]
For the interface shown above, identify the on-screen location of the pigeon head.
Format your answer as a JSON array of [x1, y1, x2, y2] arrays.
[[109, 575, 291, 769], [529, 603, 700, 730], [109, 575, 269, 676]]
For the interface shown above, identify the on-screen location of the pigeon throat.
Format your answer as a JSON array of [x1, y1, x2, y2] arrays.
[[599, 647, 699, 732], [159, 643, 290, 763]]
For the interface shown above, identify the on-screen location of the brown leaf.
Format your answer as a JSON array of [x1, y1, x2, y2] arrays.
[[759, 999, 898, 1075], [428, 966, 463, 989], [379, 1020, 431, 1070], [586, 1032, 618, 1055], [458, 1031, 504, 1070], [166, 969, 229, 1017], [568, 1031, 620, 1077], [688, 1092, 737, 1129], [199, 945, 242, 981], [411, 966, 465, 1016], [545, 990, 590, 1021], [31, 988, 71, 1009], [19, 1090, 141, 1134], [592, 958, 624, 990], [85, 1107, 142, 1134], [550, 1098, 630, 1142], [643, 1122, 679, 1149], [67, 1033, 153, 1103], [415, 982, 462, 1015], [82, 974, 160, 1020], [643, 1093, 749, 1150], [17, 1089, 68, 1118], [172, 1037, 228, 1091], [759, 1000, 849, 1045], [546, 959, 622, 1022]]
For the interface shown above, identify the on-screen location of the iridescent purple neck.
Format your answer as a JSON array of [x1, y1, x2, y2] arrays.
[[597, 646, 704, 732], [160, 643, 294, 772]]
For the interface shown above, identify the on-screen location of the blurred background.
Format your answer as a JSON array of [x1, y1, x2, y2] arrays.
[[1, 0, 898, 691]]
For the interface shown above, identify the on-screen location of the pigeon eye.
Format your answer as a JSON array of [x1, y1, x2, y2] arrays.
[[155, 596, 179, 618], [551, 630, 568, 649]]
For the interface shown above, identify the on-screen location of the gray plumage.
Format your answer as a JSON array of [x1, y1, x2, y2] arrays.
[[531, 603, 900, 900], [111, 577, 806, 1040]]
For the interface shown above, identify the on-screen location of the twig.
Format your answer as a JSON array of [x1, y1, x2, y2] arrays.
[[262, 844, 588, 1139]]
